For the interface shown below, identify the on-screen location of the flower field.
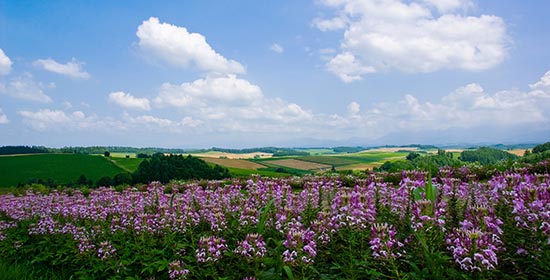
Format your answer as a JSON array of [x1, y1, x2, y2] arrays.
[[1, 165, 550, 279]]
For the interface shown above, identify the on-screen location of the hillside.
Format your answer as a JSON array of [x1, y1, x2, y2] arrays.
[[0, 154, 124, 187]]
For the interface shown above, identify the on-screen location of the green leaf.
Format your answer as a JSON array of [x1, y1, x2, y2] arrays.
[[283, 265, 295, 280], [258, 198, 275, 234]]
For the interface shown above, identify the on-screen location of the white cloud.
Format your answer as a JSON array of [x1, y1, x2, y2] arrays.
[[0, 108, 8, 124], [18, 109, 72, 131], [108, 91, 151, 111], [332, 71, 550, 138], [326, 52, 376, 83], [136, 17, 245, 74], [155, 74, 262, 108], [347, 101, 361, 115], [529, 71, 550, 92], [33, 58, 90, 79], [14, 69, 550, 146], [127, 114, 172, 127], [0, 75, 52, 103], [17, 109, 125, 132], [0, 49, 12, 75], [315, 0, 509, 82], [122, 113, 203, 131], [153, 74, 314, 133], [312, 17, 347, 31], [270, 43, 284, 53]]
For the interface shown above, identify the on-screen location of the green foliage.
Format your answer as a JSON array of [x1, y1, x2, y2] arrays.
[[96, 176, 113, 187], [0, 154, 124, 187], [0, 146, 49, 155], [406, 152, 420, 161], [521, 150, 550, 164], [379, 153, 461, 175], [532, 142, 550, 154], [332, 146, 365, 153], [132, 154, 230, 184], [379, 160, 415, 172], [113, 172, 133, 186], [136, 153, 151, 158], [459, 147, 517, 165]]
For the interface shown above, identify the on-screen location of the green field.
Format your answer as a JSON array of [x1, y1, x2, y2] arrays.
[[0, 154, 125, 187], [298, 156, 359, 166], [225, 167, 292, 177], [109, 157, 144, 173], [340, 152, 408, 162]]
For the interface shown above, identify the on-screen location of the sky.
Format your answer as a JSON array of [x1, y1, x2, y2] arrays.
[[1, 0, 549, 148]]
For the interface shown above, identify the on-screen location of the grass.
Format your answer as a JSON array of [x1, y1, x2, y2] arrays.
[[0, 154, 124, 187], [226, 167, 292, 177], [298, 156, 359, 166], [339, 152, 408, 163], [109, 157, 144, 173]]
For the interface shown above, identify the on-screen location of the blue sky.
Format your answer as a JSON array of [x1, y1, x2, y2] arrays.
[[1, 0, 549, 148]]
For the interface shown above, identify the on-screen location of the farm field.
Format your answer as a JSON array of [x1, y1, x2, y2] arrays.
[[200, 157, 266, 170], [266, 158, 332, 171], [109, 157, 144, 173], [508, 149, 527, 156], [0, 154, 124, 187], [190, 151, 272, 159]]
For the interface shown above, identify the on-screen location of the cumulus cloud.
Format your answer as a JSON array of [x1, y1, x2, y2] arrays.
[[18, 109, 83, 131], [155, 74, 262, 108], [529, 70, 550, 97], [331, 71, 550, 140], [0, 49, 12, 75], [0, 108, 8, 124], [136, 17, 245, 74], [108, 91, 151, 111], [123, 113, 203, 131], [14, 69, 550, 146], [0, 75, 52, 103], [347, 101, 361, 115], [33, 58, 91, 79], [312, 17, 347, 31], [270, 43, 284, 53], [326, 52, 376, 83], [153, 74, 313, 133], [314, 0, 509, 82]]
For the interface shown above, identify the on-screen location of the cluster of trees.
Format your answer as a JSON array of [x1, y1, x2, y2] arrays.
[[132, 154, 229, 184], [0, 146, 49, 155], [333, 146, 364, 153], [532, 142, 550, 154], [378, 149, 462, 175], [459, 147, 517, 165], [522, 142, 550, 164]]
